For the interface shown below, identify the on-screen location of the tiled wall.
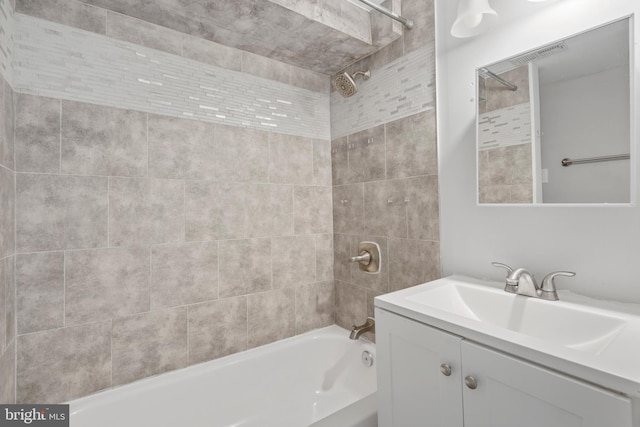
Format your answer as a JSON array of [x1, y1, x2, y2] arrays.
[[4, 1, 336, 404], [0, 0, 16, 405], [3, 0, 441, 405], [330, 45, 435, 139], [330, 0, 440, 337], [478, 66, 533, 203], [11, 94, 334, 403]]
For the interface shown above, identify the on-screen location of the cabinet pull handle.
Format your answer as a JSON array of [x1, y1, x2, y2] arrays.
[[464, 376, 478, 389], [440, 364, 452, 376]]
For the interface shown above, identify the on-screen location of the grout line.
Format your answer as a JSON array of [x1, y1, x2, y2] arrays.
[[106, 177, 110, 248], [186, 305, 189, 365], [58, 100, 62, 174], [62, 251, 66, 327], [109, 319, 113, 388]]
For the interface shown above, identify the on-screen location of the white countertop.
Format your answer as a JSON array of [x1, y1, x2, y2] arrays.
[[375, 275, 640, 398]]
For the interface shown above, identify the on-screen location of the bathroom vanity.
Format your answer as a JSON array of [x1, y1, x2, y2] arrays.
[[375, 276, 640, 427]]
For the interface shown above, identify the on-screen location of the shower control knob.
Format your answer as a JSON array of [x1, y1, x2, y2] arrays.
[[440, 364, 452, 377], [465, 376, 478, 390]]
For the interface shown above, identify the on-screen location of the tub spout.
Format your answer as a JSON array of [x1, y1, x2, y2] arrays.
[[349, 317, 375, 340]]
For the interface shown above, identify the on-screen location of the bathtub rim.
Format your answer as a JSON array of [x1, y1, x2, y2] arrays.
[[68, 324, 375, 412]]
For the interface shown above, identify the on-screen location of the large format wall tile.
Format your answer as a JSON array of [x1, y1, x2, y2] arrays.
[[188, 296, 247, 365], [5, 257, 15, 346], [335, 280, 367, 330], [65, 247, 149, 325], [331, 136, 349, 186], [333, 234, 352, 283], [388, 238, 440, 292], [109, 178, 184, 247], [269, 133, 313, 185], [61, 101, 147, 177], [244, 184, 293, 238], [106, 11, 182, 56], [16, 174, 108, 253], [293, 186, 332, 235], [214, 125, 269, 183], [0, 166, 14, 259], [241, 51, 290, 85], [150, 241, 218, 309], [364, 179, 408, 238], [16, 252, 64, 334], [14, 94, 60, 174], [385, 110, 437, 179], [332, 184, 364, 235], [218, 239, 271, 299], [181, 35, 242, 71], [0, 340, 16, 404], [272, 235, 316, 288], [0, 260, 5, 353], [185, 181, 245, 241], [16, 0, 107, 34], [313, 139, 332, 186], [406, 175, 439, 240], [17, 321, 111, 403], [149, 115, 216, 180], [402, 0, 435, 55], [1, 79, 14, 171], [112, 307, 187, 386], [295, 281, 334, 334], [315, 234, 334, 282], [247, 288, 295, 348], [347, 125, 386, 183]]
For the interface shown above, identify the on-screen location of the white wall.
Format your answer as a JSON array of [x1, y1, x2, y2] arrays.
[[436, 0, 640, 303], [541, 66, 630, 203]]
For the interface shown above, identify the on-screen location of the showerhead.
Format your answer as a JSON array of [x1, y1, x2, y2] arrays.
[[332, 70, 371, 98]]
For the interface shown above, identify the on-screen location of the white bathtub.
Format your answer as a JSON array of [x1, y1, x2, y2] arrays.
[[69, 325, 377, 427]]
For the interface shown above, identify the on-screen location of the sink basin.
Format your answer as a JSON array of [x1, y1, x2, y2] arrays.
[[375, 275, 640, 398], [405, 281, 627, 353]]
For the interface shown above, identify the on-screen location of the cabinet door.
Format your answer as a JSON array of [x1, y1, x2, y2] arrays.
[[461, 341, 633, 427], [376, 308, 463, 427]]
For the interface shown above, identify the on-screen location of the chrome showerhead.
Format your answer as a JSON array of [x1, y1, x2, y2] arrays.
[[332, 70, 371, 98]]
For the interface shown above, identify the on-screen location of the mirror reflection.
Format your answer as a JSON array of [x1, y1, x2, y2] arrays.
[[477, 18, 631, 204]]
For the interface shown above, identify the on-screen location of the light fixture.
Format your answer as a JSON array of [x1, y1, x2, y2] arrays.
[[450, 0, 498, 38]]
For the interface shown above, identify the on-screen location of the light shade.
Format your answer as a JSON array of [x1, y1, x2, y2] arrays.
[[450, 0, 498, 38]]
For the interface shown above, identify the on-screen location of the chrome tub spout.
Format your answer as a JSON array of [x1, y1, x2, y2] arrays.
[[350, 317, 375, 340]]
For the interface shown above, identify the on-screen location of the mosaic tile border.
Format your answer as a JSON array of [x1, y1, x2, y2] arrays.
[[478, 102, 532, 150], [12, 14, 331, 140], [330, 44, 435, 139]]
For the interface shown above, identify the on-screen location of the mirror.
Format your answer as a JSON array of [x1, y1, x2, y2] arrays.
[[476, 18, 631, 204]]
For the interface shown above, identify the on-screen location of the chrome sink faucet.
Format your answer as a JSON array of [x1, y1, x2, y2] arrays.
[[492, 262, 575, 301]]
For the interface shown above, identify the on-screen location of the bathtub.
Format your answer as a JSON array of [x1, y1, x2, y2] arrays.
[[69, 325, 377, 427]]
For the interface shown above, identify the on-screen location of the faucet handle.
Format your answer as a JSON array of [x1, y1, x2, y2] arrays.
[[540, 271, 575, 300], [491, 262, 513, 276]]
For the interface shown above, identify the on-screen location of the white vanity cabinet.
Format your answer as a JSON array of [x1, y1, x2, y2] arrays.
[[375, 308, 634, 427], [376, 308, 464, 427]]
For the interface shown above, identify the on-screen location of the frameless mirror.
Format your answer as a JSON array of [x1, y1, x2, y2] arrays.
[[477, 18, 631, 204]]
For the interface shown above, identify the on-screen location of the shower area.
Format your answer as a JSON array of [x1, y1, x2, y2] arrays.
[[0, 0, 438, 407]]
